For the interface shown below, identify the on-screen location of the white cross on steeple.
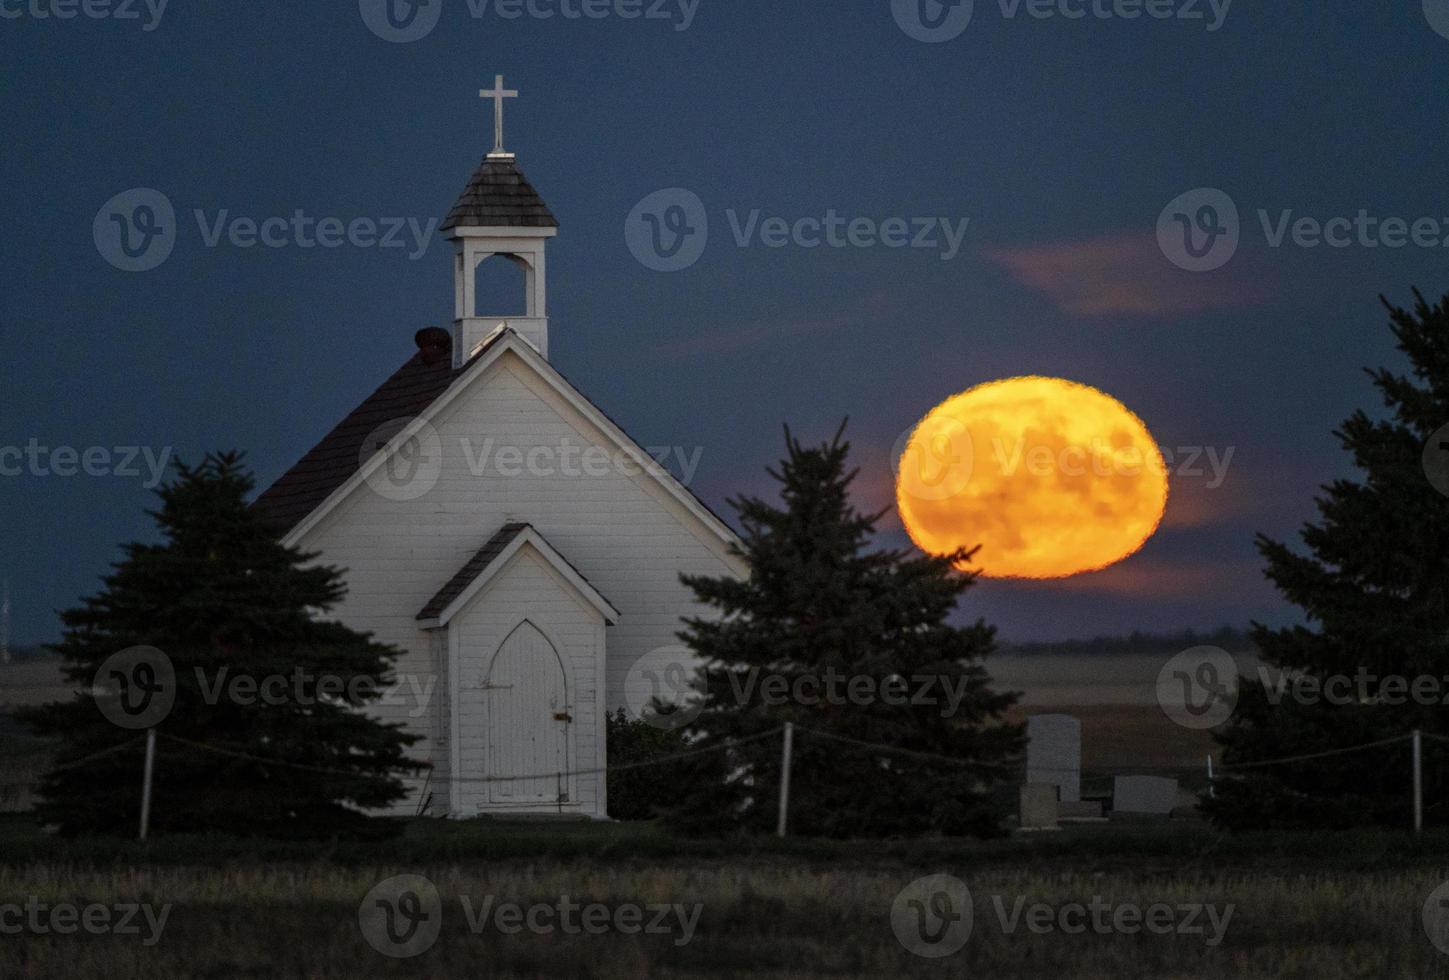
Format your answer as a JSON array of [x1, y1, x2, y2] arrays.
[[480, 75, 519, 158]]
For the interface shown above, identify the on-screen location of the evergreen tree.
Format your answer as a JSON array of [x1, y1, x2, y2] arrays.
[[1205, 291, 1449, 829], [669, 426, 1022, 837], [19, 453, 421, 838], [605, 708, 691, 820]]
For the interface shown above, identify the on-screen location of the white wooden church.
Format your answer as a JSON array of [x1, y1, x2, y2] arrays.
[[255, 80, 744, 819]]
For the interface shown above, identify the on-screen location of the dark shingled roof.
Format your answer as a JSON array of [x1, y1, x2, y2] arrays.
[[253, 332, 504, 532], [441, 156, 558, 230], [254, 328, 737, 546], [417, 522, 532, 621]]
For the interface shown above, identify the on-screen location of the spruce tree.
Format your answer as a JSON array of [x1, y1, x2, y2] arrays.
[[669, 426, 1022, 837], [19, 453, 421, 838], [1205, 291, 1449, 829]]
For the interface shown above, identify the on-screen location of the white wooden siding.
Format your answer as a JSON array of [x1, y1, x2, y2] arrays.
[[293, 349, 742, 815]]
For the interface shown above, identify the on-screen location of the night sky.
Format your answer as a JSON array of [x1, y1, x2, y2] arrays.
[[3, 1, 1447, 645]]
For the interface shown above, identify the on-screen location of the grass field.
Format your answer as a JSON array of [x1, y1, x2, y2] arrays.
[[4, 817, 1449, 978]]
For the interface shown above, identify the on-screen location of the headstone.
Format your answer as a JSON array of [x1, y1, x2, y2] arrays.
[[1113, 775, 1178, 815], [1026, 714, 1081, 803], [1059, 800, 1105, 821], [1019, 783, 1059, 830]]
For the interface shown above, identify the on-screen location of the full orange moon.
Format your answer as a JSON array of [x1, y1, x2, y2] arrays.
[[895, 377, 1168, 579]]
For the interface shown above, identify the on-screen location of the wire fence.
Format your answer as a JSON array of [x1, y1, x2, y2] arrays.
[[5, 727, 1443, 835]]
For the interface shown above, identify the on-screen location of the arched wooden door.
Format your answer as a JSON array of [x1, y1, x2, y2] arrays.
[[484, 621, 571, 806]]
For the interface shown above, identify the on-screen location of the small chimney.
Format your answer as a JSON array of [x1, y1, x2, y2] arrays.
[[415, 326, 452, 366]]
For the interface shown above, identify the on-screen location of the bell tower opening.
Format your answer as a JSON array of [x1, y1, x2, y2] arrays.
[[442, 76, 559, 366], [473, 253, 529, 320]]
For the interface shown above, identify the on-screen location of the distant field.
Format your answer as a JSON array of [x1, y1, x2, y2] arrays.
[[0, 661, 67, 813], [0, 659, 72, 711], [991, 650, 1258, 778]]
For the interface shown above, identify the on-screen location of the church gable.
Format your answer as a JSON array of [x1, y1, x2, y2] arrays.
[[417, 522, 619, 629], [264, 329, 740, 567]]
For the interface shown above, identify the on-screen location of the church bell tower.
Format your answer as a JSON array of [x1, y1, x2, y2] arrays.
[[442, 76, 558, 367]]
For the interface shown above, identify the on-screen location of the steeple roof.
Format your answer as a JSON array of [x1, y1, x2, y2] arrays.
[[441, 156, 558, 230]]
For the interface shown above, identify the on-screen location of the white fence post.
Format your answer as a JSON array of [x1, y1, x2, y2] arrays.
[[1413, 729, 1423, 834], [139, 728, 157, 842], [776, 723, 794, 838]]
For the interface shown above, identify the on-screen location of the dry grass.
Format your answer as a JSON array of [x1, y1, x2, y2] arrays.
[[4, 860, 1449, 978]]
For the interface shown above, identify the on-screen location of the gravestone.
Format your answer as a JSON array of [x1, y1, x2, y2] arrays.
[[1113, 775, 1178, 815], [1019, 783, 1059, 830], [1026, 714, 1081, 803], [1059, 799, 1105, 821]]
